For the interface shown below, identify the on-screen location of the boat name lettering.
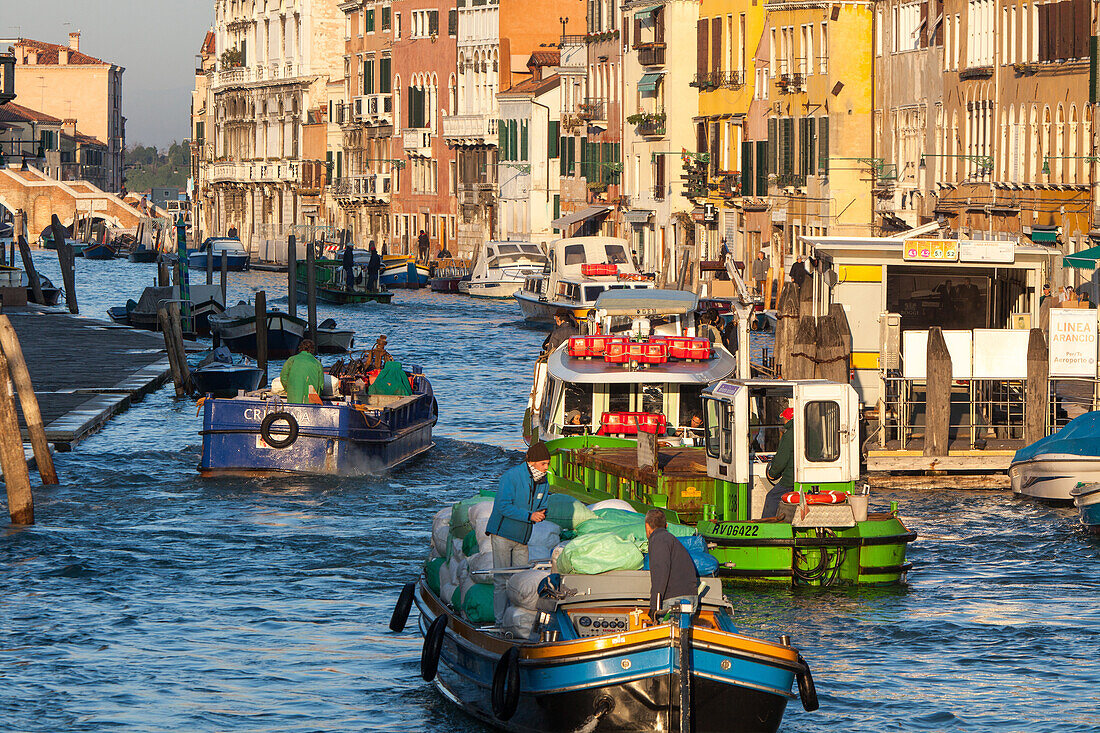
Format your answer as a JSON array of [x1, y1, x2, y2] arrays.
[[715, 524, 760, 537], [243, 408, 275, 421]]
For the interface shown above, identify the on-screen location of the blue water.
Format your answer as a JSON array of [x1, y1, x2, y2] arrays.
[[2, 257, 1098, 732]]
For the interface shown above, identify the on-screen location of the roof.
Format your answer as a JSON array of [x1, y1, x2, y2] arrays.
[[594, 289, 698, 317], [529, 50, 561, 66], [62, 130, 107, 147], [0, 101, 62, 125], [14, 38, 110, 66], [499, 73, 560, 97], [201, 31, 216, 55]]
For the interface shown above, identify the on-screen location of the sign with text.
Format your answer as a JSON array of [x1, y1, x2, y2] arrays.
[[958, 239, 1016, 264], [1049, 309, 1099, 377], [903, 238, 959, 262]]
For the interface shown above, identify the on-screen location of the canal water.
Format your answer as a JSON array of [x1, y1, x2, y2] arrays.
[[2, 257, 1098, 732]]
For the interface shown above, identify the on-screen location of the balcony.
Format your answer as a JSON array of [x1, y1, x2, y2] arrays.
[[652, 184, 665, 201], [211, 62, 302, 89], [442, 114, 498, 146], [577, 98, 606, 123], [628, 111, 666, 137], [333, 173, 391, 202], [363, 93, 393, 124], [208, 159, 304, 184], [691, 70, 746, 91], [777, 73, 805, 93], [403, 129, 432, 157], [637, 43, 665, 66]]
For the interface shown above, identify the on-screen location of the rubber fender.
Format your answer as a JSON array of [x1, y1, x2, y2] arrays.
[[389, 582, 415, 633], [420, 615, 447, 682], [796, 654, 819, 712], [491, 646, 521, 721], [260, 411, 299, 449]]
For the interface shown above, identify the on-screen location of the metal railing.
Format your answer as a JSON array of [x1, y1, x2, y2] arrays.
[[637, 44, 665, 66], [637, 116, 666, 136], [691, 70, 745, 90], [577, 98, 606, 121]]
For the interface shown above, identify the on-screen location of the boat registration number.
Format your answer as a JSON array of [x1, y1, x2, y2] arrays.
[[712, 524, 759, 538]]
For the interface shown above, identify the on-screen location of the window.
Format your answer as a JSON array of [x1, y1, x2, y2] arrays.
[[448, 8, 457, 36], [394, 11, 401, 38], [365, 7, 375, 33], [381, 5, 391, 30], [704, 398, 722, 458], [379, 56, 391, 93], [819, 23, 828, 73], [604, 244, 628, 263], [896, 2, 920, 52], [804, 401, 840, 462], [564, 244, 586, 264]]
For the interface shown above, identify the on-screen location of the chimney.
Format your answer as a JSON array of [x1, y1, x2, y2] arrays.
[[69, 31, 80, 52], [26, 49, 37, 65], [62, 119, 76, 137], [59, 48, 68, 65]]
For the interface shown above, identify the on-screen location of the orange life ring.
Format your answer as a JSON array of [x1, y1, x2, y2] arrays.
[[781, 490, 848, 505]]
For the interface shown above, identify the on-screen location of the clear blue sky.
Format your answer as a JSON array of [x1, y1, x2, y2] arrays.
[[1, 0, 213, 149]]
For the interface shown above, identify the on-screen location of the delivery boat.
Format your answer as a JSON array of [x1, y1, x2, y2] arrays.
[[199, 360, 436, 475], [395, 570, 817, 733], [189, 237, 250, 271], [1009, 411, 1100, 502], [514, 237, 654, 324], [295, 256, 393, 304], [381, 254, 430, 288]]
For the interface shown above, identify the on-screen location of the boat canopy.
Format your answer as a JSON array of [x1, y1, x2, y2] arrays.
[[595, 289, 697, 316], [201, 237, 247, 255], [547, 346, 736, 384], [1013, 411, 1100, 462]]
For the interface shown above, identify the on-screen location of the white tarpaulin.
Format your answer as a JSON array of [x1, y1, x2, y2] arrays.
[[1049, 309, 1098, 377]]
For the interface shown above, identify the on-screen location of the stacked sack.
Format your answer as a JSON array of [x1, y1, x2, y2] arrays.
[[421, 496, 497, 625]]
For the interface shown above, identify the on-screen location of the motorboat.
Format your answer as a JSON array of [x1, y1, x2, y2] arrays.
[[382, 254, 430, 288], [458, 241, 547, 299], [514, 237, 654, 324], [199, 358, 436, 475], [400, 569, 818, 732], [316, 318, 355, 353], [107, 284, 225, 336], [295, 256, 392, 304], [189, 237, 250, 271], [1071, 482, 1100, 534], [1009, 412, 1100, 501], [209, 301, 307, 358], [190, 347, 266, 397]]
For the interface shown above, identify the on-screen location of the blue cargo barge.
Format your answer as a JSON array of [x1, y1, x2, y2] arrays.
[[199, 370, 436, 476]]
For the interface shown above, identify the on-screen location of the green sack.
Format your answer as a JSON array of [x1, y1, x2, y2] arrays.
[[461, 582, 495, 625], [555, 533, 645, 575], [451, 586, 462, 610], [450, 496, 493, 539], [546, 494, 597, 530], [576, 509, 696, 545], [368, 359, 413, 396], [424, 557, 445, 595], [462, 529, 480, 557]]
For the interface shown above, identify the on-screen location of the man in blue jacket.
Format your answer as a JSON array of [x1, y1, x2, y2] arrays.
[[486, 441, 552, 624]]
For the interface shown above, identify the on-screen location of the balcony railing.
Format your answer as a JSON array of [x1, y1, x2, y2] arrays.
[[403, 130, 432, 156], [442, 114, 498, 145], [333, 173, 391, 201], [691, 70, 745, 90], [577, 98, 606, 121], [212, 62, 302, 88], [208, 159, 305, 184], [652, 184, 665, 201], [637, 43, 666, 66], [634, 112, 666, 137]]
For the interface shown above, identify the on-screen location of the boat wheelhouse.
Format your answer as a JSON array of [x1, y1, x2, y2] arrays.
[[189, 237, 250, 271], [514, 236, 654, 324], [459, 240, 547, 299], [527, 289, 738, 443]]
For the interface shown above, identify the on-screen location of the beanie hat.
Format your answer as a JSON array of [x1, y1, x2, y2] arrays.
[[780, 407, 794, 421], [526, 441, 550, 462]]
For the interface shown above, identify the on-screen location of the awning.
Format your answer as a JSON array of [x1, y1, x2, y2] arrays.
[[594, 288, 697, 316], [1031, 225, 1059, 243], [1064, 245, 1100, 269], [638, 72, 664, 93], [633, 5, 661, 15], [551, 205, 611, 230], [624, 209, 654, 223]]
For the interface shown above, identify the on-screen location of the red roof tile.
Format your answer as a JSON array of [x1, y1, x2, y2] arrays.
[[0, 101, 63, 124], [201, 31, 216, 55], [15, 38, 110, 66]]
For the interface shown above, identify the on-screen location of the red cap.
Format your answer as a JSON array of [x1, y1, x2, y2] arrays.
[[781, 407, 794, 421]]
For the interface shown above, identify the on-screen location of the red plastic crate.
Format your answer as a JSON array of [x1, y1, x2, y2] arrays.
[[668, 336, 712, 360], [598, 411, 667, 435], [581, 263, 618, 277]]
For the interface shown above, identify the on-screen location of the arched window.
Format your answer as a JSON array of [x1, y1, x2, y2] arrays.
[[1069, 105, 1079, 184], [1028, 105, 1038, 182], [1000, 106, 1008, 180], [394, 75, 401, 130], [1042, 106, 1052, 178], [950, 109, 958, 182], [1055, 104, 1065, 182]]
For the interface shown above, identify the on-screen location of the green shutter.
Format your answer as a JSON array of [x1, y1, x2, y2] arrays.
[[521, 121, 529, 160], [755, 140, 767, 194], [379, 57, 391, 93], [767, 118, 777, 176], [549, 121, 560, 158], [819, 117, 829, 174], [569, 137, 576, 174], [366, 8, 375, 32], [364, 60, 375, 95], [336, 151, 343, 180], [741, 140, 754, 196], [806, 118, 816, 178], [553, 194, 560, 222], [511, 122, 519, 162]]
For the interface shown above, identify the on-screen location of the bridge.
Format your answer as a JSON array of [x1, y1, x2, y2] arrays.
[[0, 163, 143, 239]]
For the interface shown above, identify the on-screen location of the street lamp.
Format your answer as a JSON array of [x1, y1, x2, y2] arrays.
[[1041, 155, 1100, 176], [919, 153, 993, 175]]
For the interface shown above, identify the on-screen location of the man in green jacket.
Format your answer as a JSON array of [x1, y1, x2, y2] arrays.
[[280, 340, 323, 403], [763, 407, 794, 517]]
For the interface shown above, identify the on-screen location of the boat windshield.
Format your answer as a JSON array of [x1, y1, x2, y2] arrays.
[[704, 398, 722, 459], [521, 245, 542, 255], [497, 244, 521, 254], [584, 285, 606, 301], [604, 244, 629, 264], [564, 244, 587, 265], [562, 383, 593, 435]]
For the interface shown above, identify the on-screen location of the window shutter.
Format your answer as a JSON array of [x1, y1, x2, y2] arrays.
[[697, 19, 709, 79], [806, 118, 817, 176], [449, 9, 457, 36], [365, 60, 375, 94], [767, 117, 777, 174], [712, 17, 722, 71], [818, 117, 829, 174], [919, 2, 929, 48], [407, 87, 415, 128], [741, 140, 754, 196], [568, 137, 576, 174], [633, 17, 641, 47], [656, 153, 666, 191], [783, 118, 795, 176], [366, 9, 375, 32], [560, 136, 568, 175], [381, 6, 391, 30], [755, 140, 768, 193], [379, 57, 391, 93], [1073, 0, 1088, 59], [549, 121, 560, 158], [511, 122, 519, 162], [521, 121, 529, 160], [429, 10, 439, 36], [710, 122, 720, 174], [1059, 1, 1073, 60]]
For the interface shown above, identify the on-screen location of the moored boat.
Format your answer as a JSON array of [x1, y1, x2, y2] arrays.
[[1009, 412, 1100, 502], [295, 258, 392, 304], [514, 237, 654, 324], [459, 241, 548, 299], [429, 258, 472, 292], [189, 237, 250, 271], [0, 266, 63, 306], [190, 347, 266, 397], [107, 284, 225, 336], [316, 318, 355, 353], [382, 255, 430, 288], [1071, 482, 1100, 533], [209, 301, 307, 358], [82, 241, 118, 260]]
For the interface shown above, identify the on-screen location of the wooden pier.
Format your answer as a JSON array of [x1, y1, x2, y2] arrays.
[[6, 306, 171, 449]]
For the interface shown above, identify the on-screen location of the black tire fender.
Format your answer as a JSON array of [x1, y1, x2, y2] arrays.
[[491, 646, 521, 721], [796, 654, 819, 712], [420, 615, 447, 682], [260, 411, 299, 449], [389, 582, 415, 633]]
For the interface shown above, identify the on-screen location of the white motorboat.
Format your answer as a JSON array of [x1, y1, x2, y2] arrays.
[[514, 236, 654, 324], [316, 318, 355, 354], [457, 240, 547, 298], [1070, 482, 1100, 533], [1009, 412, 1100, 501]]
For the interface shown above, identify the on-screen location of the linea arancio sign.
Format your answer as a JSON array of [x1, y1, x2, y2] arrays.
[[1049, 308, 1099, 377]]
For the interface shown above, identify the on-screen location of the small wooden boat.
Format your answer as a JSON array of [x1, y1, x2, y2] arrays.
[[429, 258, 472, 292], [397, 570, 817, 732], [0, 266, 63, 306], [1009, 412, 1100, 501], [189, 237, 250, 271], [190, 348, 266, 397], [81, 241, 118, 260], [382, 255, 430, 289], [295, 258, 392, 304], [128, 246, 159, 263], [316, 318, 355, 353], [1071, 482, 1100, 533], [199, 362, 436, 475], [208, 301, 307, 358], [108, 285, 225, 336]]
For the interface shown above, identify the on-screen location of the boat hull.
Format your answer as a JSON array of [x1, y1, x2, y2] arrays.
[[199, 391, 436, 476], [191, 365, 266, 398], [315, 328, 355, 353], [82, 243, 117, 260], [515, 291, 591, 324], [430, 276, 463, 292], [295, 284, 392, 305], [381, 260, 430, 288], [1008, 455, 1100, 501], [189, 252, 250, 271], [210, 313, 306, 358], [459, 279, 523, 299], [128, 249, 159, 263], [1071, 483, 1100, 533]]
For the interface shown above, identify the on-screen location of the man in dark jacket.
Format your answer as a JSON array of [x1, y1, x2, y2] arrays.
[[542, 310, 579, 353], [366, 244, 382, 292], [416, 229, 430, 262], [342, 244, 356, 292], [645, 510, 699, 621], [486, 441, 552, 623], [789, 255, 807, 290], [763, 407, 795, 517]]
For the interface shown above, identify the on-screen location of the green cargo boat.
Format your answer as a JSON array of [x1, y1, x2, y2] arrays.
[[295, 258, 392, 304]]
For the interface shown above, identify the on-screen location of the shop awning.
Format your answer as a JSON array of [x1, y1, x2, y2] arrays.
[[1030, 225, 1059, 243], [624, 209, 654, 223], [551, 205, 611, 230], [1064, 244, 1100, 269], [638, 72, 664, 93], [633, 5, 661, 15]]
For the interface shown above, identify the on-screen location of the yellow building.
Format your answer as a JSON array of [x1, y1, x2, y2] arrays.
[[8, 33, 125, 192]]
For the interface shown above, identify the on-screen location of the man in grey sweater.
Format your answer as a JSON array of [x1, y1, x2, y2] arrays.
[[645, 510, 699, 621]]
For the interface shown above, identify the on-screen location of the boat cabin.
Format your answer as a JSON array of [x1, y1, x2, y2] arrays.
[[479, 241, 546, 268], [530, 290, 739, 441], [702, 379, 860, 507], [523, 237, 654, 303], [198, 237, 247, 256]]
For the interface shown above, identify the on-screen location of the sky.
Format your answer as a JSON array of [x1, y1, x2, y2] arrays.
[[0, 0, 214, 149]]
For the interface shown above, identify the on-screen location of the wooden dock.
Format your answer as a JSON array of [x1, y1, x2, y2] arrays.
[[6, 307, 171, 449]]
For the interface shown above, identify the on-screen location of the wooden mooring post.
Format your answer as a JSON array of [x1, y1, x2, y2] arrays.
[[255, 290, 268, 377], [773, 285, 800, 377], [306, 241, 318, 344], [157, 304, 190, 397], [157, 255, 170, 287], [0, 315, 58, 485], [1025, 328, 1049, 444], [220, 251, 228, 305], [790, 316, 818, 380], [50, 215, 78, 314], [815, 309, 850, 383], [0, 351, 34, 524], [286, 235, 297, 319], [925, 326, 951, 457], [16, 234, 45, 306]]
